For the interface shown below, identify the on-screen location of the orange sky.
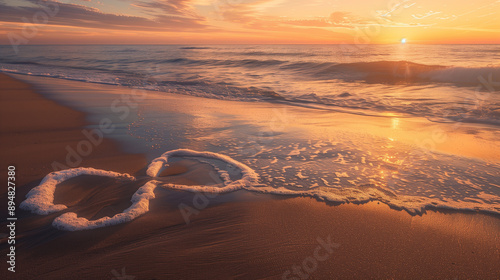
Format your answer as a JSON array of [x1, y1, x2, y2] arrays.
[[0, 0, 499, 44]]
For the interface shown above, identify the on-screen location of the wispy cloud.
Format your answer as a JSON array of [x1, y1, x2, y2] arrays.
[[132, 0, 198, 18], [282, 12, 368, 29], [412, 11, 442, 20], [0, 0, 208, 31]]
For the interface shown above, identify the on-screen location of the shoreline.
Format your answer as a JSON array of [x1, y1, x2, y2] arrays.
[[9, 72, 500, 162], [0, 73, 499, 279]]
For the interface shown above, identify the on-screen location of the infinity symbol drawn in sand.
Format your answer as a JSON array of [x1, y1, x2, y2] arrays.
[[20, 149, 260, 231]]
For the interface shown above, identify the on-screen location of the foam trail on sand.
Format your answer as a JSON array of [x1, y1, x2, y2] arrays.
[[245, 185, 500, 216], [147, 149, 260, 193], [21, 149, 261, 231], [52, 181, 157, 231], [20, 149, 500, 231], [20, 168, 134, 215]]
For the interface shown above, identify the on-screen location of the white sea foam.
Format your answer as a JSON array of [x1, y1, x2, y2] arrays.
[[150, 150, 499, 216], [147, 149, 260, 193], [21, 149, 261, 231], [20, 168, 134, 215], [53, 181, 157, 231], [21, 148, 500, 231]]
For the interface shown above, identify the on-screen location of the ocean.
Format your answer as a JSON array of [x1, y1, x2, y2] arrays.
[[2, 44, 500, 220], [1, 44, 499, 125]]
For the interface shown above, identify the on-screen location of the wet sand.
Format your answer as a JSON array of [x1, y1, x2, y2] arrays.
[[0, 73, 147, 187], [0, 73, 499, 279]]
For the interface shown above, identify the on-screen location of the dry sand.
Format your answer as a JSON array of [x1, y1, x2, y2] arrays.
[[0, 73, 499, 279]]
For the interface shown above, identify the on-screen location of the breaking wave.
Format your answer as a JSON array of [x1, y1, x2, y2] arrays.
[[2, 56, 499, 86]]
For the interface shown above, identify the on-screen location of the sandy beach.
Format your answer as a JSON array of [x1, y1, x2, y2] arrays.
[[0, 73, 499, 279]]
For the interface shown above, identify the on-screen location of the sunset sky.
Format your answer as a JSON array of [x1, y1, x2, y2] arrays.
[[0, 0, 499, 44]]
